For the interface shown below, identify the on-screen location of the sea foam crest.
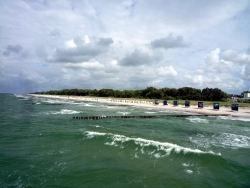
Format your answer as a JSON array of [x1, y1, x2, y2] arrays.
[[186, 117, 209, 124], [215, 132, 250, 148], [84, 131, 219, 158], [47, 109, 80, 115], [117, 111, 130, 115], [14, 94, 30, 100], [195, 132, 250, 149], [218, 116, 250, 122], [145, 111, 157, 114]]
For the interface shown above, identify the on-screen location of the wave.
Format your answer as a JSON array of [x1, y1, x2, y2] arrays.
[[194, 132, 250, 149], [213, 132, 250, 148], [145, 111, 157, 114], [117, 111, 130, 115], [186, 117, 209, 124], [14, 94, 26, 98], [46, 109, 81, 115], [218, 116, 250, 122], [14, 94, 31, 100], [83, 131, 220, 158]]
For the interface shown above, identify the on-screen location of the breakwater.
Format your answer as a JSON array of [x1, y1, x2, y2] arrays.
[[72, 114, 230, 120]]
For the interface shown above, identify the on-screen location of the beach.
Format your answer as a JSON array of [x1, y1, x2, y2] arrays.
[[30, 94, 250, 118]]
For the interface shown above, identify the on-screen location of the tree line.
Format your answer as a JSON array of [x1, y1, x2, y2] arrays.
[[33, 87, 229, 101]]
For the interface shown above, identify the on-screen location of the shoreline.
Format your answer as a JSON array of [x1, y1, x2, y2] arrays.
[[29, 94, 250, 118]]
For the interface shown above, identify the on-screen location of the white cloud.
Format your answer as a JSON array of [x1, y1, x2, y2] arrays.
[[204, 48, 233, 73], [156, 66, 178, 77], [222, 50, 250, 64], [84, 35, 90, 44], [65, 60, 104, 70], [46, 37, 113, 63], [1, 0, 250, 93], [64, 39, 77, 48]]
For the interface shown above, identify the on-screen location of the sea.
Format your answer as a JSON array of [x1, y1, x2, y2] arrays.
[[0, 93, 250, 188]]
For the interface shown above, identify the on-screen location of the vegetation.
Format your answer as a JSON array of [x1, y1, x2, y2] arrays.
[[33, 86, 229, 101]]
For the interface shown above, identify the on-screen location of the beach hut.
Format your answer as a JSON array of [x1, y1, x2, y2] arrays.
[[174, 100, 178, 106], [231, 104, 238, 111], [213, 103, 219, 110], [198, 102, 204, 108], [155, 99, 159, 105], [185, 101, 190, 107], [163, 100, 168, 105]]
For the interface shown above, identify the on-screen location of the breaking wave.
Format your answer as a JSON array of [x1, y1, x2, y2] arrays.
[[194, 132, 250, 149], [83, 131, 220, 158], [46, 109, 81, 115]]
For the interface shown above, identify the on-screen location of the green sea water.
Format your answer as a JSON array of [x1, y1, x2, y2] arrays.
[[0, 93, 250, 187]]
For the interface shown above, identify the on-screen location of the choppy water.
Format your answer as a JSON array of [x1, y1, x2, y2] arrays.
[[0, 93, 250, 187]]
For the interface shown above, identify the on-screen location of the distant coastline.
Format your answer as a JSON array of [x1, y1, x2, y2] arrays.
[[29, 94, 250, 118]]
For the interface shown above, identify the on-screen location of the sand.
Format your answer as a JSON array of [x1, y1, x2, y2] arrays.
[[30, 94, 250, 118]]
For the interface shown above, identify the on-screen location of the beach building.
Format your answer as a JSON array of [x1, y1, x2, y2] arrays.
[[228, 94, 241, 102], [243, 92, 250, 99], [243, 91, 250, 100]]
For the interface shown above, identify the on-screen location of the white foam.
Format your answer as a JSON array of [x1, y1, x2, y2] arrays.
[[117, 111, 130, 115], [186, 117, 209, 124], [218, 116, 250, 122], [182, 163, 190, 167], [195, 132, 250, 149], [84, 131, 220, 158], [185, 169, 193, 174], [215, 132, 250, 148], [159, 110, 170, 113], [14, 94, 29, 99], [83, 103, 94, 107], [145, 111, 157, 114], [46, 109, 81, 115], [85, 131, 107, 139]]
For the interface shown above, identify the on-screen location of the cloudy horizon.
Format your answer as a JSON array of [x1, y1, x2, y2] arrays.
[[1, 0, 250, 94]]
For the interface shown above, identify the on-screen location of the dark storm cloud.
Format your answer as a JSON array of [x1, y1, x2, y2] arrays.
[[2, 44, 23, 56], [119, 49, 152, 66], [149, 33, 189, 50], [2, 51, 10, 56], [46, 37, 113, 63], [97, 37, 114, 46], [46, 46, 102, 62]]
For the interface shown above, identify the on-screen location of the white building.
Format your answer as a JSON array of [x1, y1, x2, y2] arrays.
[[243, 92, 250, 99]]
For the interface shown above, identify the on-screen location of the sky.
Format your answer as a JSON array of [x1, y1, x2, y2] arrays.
[[0, 0, 250, 94]]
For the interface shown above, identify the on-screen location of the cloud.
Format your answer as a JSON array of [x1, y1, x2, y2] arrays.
[[105, 60, 120, 73], [97, 37, 113, 46], [1, 0, 250, 94], [222, 50, 250, 64], [49, 30, 61, 36], [65, 60, 104, 70], [247, 46, 250, 54], [184, 48, 246, 91], [243, 64, 250, 80], [149, 33, 189, 50], [46, 37, 113, 63], [119, 49, 152, 66], [156, 66, 178, 77], [2, 44, 23, 56], [204, 48, 233, 73]]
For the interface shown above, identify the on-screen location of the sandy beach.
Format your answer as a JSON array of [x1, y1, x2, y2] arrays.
[[30, 94, 250, 118]]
